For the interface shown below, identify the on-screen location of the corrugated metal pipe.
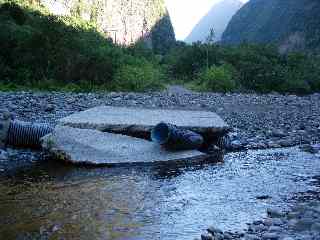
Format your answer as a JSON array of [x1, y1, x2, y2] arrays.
[[0, 119, 53, 149]]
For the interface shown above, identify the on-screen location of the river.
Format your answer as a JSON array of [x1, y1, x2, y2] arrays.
[[0, 148, 319, 240]]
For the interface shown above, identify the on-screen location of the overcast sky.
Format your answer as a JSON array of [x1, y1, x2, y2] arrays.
[[165, 0, 249, 40]]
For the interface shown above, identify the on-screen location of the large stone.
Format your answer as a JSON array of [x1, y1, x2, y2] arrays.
[[58, 106, 230, 140], [42, 126, 211, 166]]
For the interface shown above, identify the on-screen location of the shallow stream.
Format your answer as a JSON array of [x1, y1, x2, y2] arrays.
[[0, 148, 319, 240]]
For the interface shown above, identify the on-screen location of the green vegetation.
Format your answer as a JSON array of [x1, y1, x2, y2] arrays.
[[164, 42, 320, 94], [0, 0, 319, 94], [0, 0, 165, 92], [222, 0, 320, 53]]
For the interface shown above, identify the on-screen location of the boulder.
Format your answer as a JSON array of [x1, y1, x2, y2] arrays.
[[42, 126, 211, 166]]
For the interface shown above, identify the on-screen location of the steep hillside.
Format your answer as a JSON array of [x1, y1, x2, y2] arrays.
[[185, 0, 243, 43], [0, 0, 167, 91], [39, 0, 175, 52], [221, 0, 320, 53]]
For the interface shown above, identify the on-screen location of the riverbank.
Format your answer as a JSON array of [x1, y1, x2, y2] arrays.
[[0, 90, 320, 240], [1, 90, 319, 150]]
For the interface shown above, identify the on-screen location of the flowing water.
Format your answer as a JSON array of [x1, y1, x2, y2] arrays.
[[0, 148, 319, 240]]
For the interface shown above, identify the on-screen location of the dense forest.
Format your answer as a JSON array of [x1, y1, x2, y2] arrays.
[[0, 0, 319, 94], [222, 0, 320, 54]]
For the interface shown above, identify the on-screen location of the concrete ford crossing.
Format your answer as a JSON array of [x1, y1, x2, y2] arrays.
[[2, 106, 229, 166]]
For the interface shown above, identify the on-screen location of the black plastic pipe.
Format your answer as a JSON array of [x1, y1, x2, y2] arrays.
[[6, 120, 53, 149]]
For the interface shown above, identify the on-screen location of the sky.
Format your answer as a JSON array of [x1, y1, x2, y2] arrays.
[[165, 0, 249, 40]]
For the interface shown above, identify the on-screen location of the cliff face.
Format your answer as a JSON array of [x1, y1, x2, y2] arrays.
[[185, 0, 243, 43], [221, 0, 320, 53], [39, 0, 175, 52]]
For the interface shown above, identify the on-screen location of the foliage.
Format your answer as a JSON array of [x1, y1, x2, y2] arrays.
[[113, 61, 164, 92], [197, 64, 236, 92], [0, 0, 164, 92], [0, 0, 319, 94], [163, 42, 320, 94]]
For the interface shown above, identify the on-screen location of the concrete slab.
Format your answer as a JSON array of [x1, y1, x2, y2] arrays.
[[42, 126, 210, 166], [58, 106, 230, 138]]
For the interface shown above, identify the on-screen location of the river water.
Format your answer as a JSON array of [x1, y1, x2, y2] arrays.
[[0, 148, 319, 240]]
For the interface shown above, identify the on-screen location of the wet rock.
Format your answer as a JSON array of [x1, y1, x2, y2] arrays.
[[201, 233, 213, 240], [229, 140, 245, 151], [251, 224, 268, 233], [207, 226, 223, 235], [300, 144, 319, 154], [0, 149, 8, 161], [256, 195, 272, 200], [267, 208, 285, 218], [281, 237, 294, 240]]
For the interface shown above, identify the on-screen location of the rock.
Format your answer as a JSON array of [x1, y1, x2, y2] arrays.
[[311, 222, 320, 232], [0, 149, 8, 161], [262, 232, 279, 240], [59, 106, 230, 138], [229, 140, 244, 150], [271, 129, 286, 138], [281, 237, 294, 240], [256, 195, 271, 200], [292, 218, 314, 231], [268, 226, 282, 232], [44, 104, 55, 112], [251, 224, 268, 233], [277, 140, 293, 148], [245, 234, 260, 240], [201, 233, 213, 240], [299, 144, 319, 154], [42, 125, 210, 166], [207, 226, 223, 235], [267, 208, 284, 218]]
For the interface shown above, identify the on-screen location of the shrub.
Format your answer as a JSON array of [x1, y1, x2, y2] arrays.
[[113, 62, 164, 92], [197, 64, 236, 92]]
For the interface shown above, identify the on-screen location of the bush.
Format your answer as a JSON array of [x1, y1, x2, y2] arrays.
[[197, 64, 236, 92], [112, 61, 164, 92]]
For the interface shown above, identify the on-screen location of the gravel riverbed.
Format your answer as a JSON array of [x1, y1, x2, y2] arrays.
[[1, 90, 319, 150], [0, 89, 320, 240]]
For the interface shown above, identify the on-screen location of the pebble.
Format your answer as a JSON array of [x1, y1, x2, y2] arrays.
[[207, 226, 223, 235], [201, 233, 213, 240], [267, 208, 285, 218], [1, 91, 320, 240], [311, 222, 320, 232], [0, 91, 319, 152], [262, 232, 279, 240], [0, 150, 8, 161], [268, 226, 282, 232]]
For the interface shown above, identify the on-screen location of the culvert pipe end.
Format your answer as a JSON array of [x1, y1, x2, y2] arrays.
[[5, 120, 53, 149]]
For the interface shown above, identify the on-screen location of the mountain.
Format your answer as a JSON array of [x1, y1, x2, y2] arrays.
[[221, 0, 320, 53], [39, 0, 176, 53], [185, 0, 243, 43]]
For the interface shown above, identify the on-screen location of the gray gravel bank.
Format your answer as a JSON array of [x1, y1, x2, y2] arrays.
[[1, 90, 319, 151]]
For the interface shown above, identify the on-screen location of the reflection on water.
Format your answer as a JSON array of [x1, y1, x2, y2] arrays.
[[0, 148, 319, 240]]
